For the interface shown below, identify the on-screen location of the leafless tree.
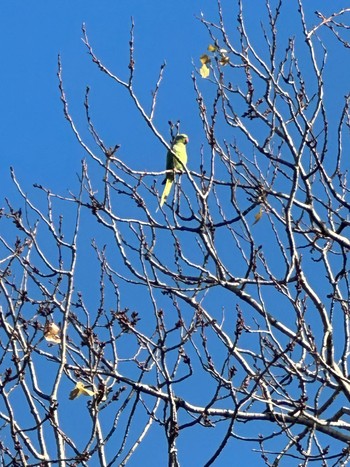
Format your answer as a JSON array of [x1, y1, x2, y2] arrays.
[[2, 1, 350, 465]]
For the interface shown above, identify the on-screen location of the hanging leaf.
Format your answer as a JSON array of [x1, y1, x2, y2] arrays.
[[199, 54, 211, 78], [69, 381, 96, 400], [44, 322, 61, 344], [253, 208, 263, 225], [208, 44, 217, 52], [200, 63, 210, 78], [200, 54, 211, 65], [219, 55, 230, 66]]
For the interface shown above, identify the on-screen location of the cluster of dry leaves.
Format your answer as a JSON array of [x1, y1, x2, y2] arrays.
[[44, 322, 96, 400]]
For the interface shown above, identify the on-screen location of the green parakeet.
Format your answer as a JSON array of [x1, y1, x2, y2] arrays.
[[159, 134, 189, 208]]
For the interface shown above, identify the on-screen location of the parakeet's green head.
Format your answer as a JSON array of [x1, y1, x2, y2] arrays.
[[174, 134, 189, 144]]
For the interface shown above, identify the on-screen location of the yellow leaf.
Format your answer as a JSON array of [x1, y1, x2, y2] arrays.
[[208, 44, 217, 52], [253, 208, 263, 225], [200, 63, 210, 78], [44, 322, 61, 344], [69, 381, 96, 400], [200, 54, 211, 65]]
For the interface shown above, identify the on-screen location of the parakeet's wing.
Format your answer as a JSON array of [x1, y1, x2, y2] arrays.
[[162, 148, 175, 185], [172, 140, 188, 171], [166, 147, 174, 172]]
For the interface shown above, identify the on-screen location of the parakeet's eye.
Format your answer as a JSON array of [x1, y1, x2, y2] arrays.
[[181, 135, 189, 143]]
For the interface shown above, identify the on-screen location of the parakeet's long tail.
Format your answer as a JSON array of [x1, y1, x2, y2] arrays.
[[160, 178, 174, 208]]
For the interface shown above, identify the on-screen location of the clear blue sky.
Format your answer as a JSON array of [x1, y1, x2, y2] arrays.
[[1, 1, 350, 465]]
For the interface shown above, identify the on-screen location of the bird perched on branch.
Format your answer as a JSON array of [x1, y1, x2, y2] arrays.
[[159, 134, 189, 208]]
